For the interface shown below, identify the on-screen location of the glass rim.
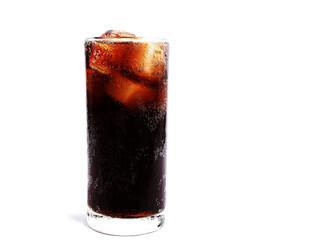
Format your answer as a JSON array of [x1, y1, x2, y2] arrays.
[[85, 37, 168, 43]]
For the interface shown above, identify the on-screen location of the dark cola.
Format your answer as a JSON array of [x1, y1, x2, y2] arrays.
[[85, 31, 168, 218]]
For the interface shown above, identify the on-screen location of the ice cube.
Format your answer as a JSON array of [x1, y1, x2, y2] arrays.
[[89, 30, 136, 74], [89, 41, 134, 75], [86, 69, 109, 102], [101, 30, 136, 38], [104, 72, 157, 110], [126, 42, 168, 84]]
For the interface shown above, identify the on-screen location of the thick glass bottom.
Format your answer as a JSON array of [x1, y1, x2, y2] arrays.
[[87, 207, 165, 236]]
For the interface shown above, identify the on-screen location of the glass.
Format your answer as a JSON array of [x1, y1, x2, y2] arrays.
[[84, 36, 168, 236]]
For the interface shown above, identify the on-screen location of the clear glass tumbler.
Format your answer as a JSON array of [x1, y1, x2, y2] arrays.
[[84, 36, 168, 236]]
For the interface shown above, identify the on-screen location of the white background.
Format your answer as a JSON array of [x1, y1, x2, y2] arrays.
[[1, 0, 333, 239]]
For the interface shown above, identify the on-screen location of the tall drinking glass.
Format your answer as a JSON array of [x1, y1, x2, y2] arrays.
[[84, 33, 168, 236]]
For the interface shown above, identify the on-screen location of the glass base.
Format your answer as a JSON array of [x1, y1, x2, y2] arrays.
[[87, 207, 165, 236]]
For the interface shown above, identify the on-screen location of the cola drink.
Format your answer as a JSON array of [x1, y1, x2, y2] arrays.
[[85, 31, 168, 235]]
